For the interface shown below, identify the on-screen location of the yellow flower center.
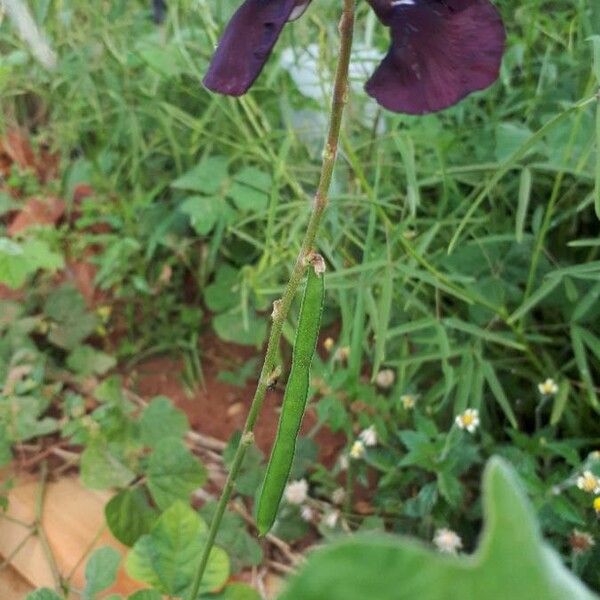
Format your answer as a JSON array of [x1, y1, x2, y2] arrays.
[[594, 497, 600, 513], [581, 475, 599, 493], [462, 413, 475, 426]]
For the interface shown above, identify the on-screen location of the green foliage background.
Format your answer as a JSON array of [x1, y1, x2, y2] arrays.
[[1, 0, 600, 595]]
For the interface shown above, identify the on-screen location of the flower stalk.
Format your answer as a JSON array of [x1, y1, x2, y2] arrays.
[[187, 2, 356, 596]]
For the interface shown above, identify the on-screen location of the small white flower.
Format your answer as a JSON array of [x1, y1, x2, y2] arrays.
[[323, 510, 340, 528], [338, 454, 349, 471], [577, 471, 600, 494], [375, 368, 395, 390], [300, 505, 314, 522], [359, 425, 378, 447], [350, 440, 366, 459], [538, 378, 558, 396], [433, 528, 463, 554], [331, 487, 346, 505], [284, 479, 308, 505], [455, 409, 480, 433], [334, 346, 350, 363], [400, 394, 417, 410]]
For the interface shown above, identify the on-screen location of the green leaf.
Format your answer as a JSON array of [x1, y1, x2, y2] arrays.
[[139, 396, 189, 447], [209, 583, 261, 600], [171, 157, 228, 195], [105, 488, 159, 547], [204, 265, 240, 313], [199, 503, 263, 573], [227, 167, 271, 212], [481, 361, 518, 428], [279, 458, 598, 600], [127, 591, 162, 600], [212, 309, 267, 347], [179, 195, 223, 235], [83, 546, 121, 600], [80, 443, 135, 490], [25, 590, 63, 600], [44, 285, 98, 350], [0, 237, 63, 288], [126, 501, 229, 597], [67, 345, 116, 376], [146, 437, 207, 510]]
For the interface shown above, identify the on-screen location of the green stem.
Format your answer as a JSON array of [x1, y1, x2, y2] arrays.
[[187, 2, 356, 597]]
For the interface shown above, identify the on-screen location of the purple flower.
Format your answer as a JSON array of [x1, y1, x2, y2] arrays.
[[203, 0, 505, 115]]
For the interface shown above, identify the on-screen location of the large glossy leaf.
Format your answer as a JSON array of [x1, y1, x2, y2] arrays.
[[279, 458, 598, 600]]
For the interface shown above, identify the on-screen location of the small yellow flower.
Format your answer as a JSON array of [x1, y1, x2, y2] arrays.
[[323, 337, 335, 352], [455, 409, 480, 433], [401, 394, 417, 410], [350, 440, 365, 460], [538, 378, 558, 396], [594, 497, 600, 514], [96, 305, 112, 322], [577, 471, 600, 494]]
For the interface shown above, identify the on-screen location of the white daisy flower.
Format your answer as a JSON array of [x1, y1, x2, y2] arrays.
[[538, 378, 558, 396], [284, 479, 308, 505], [359, 425, 378, 447], [433, 528, 463, 554], [455, 409, 480, 433]]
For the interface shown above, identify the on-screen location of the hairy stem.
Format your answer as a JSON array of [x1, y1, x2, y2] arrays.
[[187, 2, 356, 597]]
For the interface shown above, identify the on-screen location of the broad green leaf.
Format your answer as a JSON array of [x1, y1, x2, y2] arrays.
[[171, 157, 228, 195], [146, 437, 207, 510], [227, 167, 271, 212], [80, 443, 135, 490], [212, 310, 267, 348], [279, 458, 598, 600], [126, 501, 229, 597], [210, 583, 262, 600], [25, 590, 63, 600], [105, 488, 159, 547], [127, 591, 162, 600], [67, 345, 116, 376], [204, 265, 240, 313], [0, 237, 63, 288], [179, 195, 222, 235], [139, 396, 189, 447], [199, 503, 263, 573], [44, 285, 98, 350], [83, 546, 121, 600]]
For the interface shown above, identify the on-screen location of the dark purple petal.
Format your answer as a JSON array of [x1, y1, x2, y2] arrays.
[[203, 0, 311, 96], [365, 0, 505, 114]]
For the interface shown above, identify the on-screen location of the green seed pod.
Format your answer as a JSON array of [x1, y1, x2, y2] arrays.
[[256, 263, 325, 536]]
